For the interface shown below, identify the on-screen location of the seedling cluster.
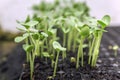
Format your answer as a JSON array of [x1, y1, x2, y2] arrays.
[[15, 0, 111, 79]]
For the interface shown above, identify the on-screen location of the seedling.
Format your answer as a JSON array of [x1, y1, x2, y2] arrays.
[[108, 45, 119, 57], [55, 17, 70, 59], [52, 41, 66, 77], [113, 45, 119, 57], [76, 25, 90, 68], [90, 15, 111, 67], [70, 57, 76, 63], [47, 76, 53, 80], [15, 17, 49, 79]]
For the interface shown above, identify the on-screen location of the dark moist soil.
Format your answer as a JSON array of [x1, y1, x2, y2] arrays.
[[0, 44, 26, 80], [0, 27, 120, 80], [21, 53, 120, 80], [21, 27, 120, 80]]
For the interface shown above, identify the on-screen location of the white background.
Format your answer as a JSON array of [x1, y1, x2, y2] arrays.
[[0, 0, 120, 32]]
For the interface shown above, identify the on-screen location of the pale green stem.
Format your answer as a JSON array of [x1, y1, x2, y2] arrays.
[[35, 40, 40, 56], [29, 53, 33, 80], [62, 33, 66, 59], [80, 39, 84, 67], [25, 38, 29, 62], [76, 38, 84, 69], [91, 32, 102, 67], [67, 31, 72, 51], [73, 30, 77, 52], [53, 50, 60, 77], [114, 50, 117, 57], [51, 60, 54, 68], [88, 37, 95, 64]]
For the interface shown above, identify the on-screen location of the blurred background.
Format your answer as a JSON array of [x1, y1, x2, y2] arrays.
[[0, 0, 120, 80], [0, 0, 120, 32]]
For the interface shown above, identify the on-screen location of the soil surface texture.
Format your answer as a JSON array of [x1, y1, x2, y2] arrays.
[[21, 27, 120, 80]]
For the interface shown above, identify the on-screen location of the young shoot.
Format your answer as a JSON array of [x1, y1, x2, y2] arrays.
[[15, 16, 49, 80], [76, 25, 90, 69], [52, 41, 66, 77], [91, 15, 111, 67], [70, 57, 76, 63], [113, 45, 119, 57]]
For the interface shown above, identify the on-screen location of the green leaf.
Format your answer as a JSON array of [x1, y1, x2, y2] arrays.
[[97, 20, 106, 28], [14, 36, 25, 43], [80, 25, 90, 37], [48, 29, 57, 35], [14, 33, 31, 43], [97, 15, 111, 28], [95, 28, 108, 32], [25, 20, 39, 27], [65, 17, 76, 27], [33, 14, 43, 22], [75, 22, 84, 32], [62, 28, 70, 33], [77, 22, 84, 27], [102, 15, 111, 25], [85, 17, 97, 28], [19, 22, 30, 29], [39, 32, 48, 40], [25, 15, 30, 23], [53, 41, 66, 51], [32, 33, 39, 40], [53, 41, 61, 50], [17, 20, 30, 29], [42, 52, 50, 57], [16, 20, 21, 24], [23, 44, 34, 53], [24, 21, 39, 29], [16, 27, 26, 32], [23, 33, 30, 38], [50, 54, 54, 59], [29, 28, 38, 33], [41, 32, 48, 37]]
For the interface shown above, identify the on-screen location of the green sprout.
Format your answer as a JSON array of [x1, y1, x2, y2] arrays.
[[91, 15, 111, 67], [76, 25, 90, 68], [113, 45, 119, 57], [70, 57, 76, 63], [15, 16, 48, 79], [52, 41, 66, 77]]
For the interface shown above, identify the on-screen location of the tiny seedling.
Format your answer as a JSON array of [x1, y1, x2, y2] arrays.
[[113, 45, 119, 57], [108, 45, 119, 57], [76, 25, 90, 68], [52, 41, 66, 77], [70, 57, 76, 63]]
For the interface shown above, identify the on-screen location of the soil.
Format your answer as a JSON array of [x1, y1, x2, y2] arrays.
[[0, 27, 120, 80], [21, 53, 120, 80], [21, 27, 120, 80], [0, 44, 26, 80]]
